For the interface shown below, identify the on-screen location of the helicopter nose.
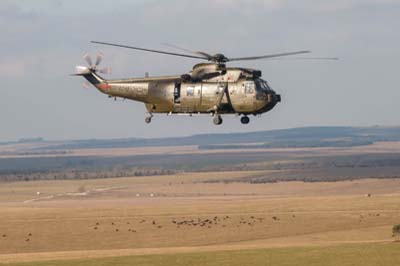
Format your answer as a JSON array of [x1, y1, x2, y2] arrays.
[[267, 93, 281, 104]]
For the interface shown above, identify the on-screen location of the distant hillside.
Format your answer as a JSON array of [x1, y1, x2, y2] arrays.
[[1, 126, 400, 182], [27, 126, 400, 150]]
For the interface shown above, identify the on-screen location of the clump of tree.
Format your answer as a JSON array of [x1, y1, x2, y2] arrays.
[[77, 185, 86, 193], [393, 224, 400, 241], [0, 167, 178, 183]]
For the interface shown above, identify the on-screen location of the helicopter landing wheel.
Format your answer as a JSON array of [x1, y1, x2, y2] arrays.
[[145, 116, 152, 124], [240, 116, 250, 124], [213, 114, 223, 125]]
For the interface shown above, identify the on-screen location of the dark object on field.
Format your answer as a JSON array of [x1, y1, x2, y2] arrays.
[[2, 234, 6, 237], [115, 228, 119, 232], [392, 224, 400, 241], [111, 222, 114, 225], [272, 216, 279, 221], [94, 227, 97, 230], [152, 221, 156, 225], [96, 222, 99, 225], [25, 238, 30, 242], [28, 233, 32, 236]]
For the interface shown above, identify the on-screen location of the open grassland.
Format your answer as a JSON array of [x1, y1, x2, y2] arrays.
[[2, 243, 400, 266], [0, 172, 400, 265], [1, 171, 400, 202]]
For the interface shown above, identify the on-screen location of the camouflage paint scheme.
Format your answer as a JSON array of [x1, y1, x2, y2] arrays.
[[82, 63, 281, 117]]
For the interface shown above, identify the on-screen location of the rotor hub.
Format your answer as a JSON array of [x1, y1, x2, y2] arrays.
[[211, 54, 229, 63]]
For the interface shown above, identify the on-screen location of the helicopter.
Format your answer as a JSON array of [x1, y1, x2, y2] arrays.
[[74, 41, 336, 125]]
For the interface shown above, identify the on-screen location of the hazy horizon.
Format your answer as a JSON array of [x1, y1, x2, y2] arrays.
[[2, 0, 399, 141], [3, 124, 399, 143]]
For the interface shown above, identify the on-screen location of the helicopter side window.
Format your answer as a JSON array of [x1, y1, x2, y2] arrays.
[[244, 82, 254, 94], [174, 83, 181, 103], [186, 86, 194, 96]]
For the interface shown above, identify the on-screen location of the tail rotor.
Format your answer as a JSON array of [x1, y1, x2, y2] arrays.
[[75, 52, 111, 89], [76, 51, 111, 75]]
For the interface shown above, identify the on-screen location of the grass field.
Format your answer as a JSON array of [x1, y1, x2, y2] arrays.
[[1, 170, 400, 265], [2, 243, 400, 266]]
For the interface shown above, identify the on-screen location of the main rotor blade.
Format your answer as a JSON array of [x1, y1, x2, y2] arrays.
[[162, 43, 213, 60], [91, 41, 209, 60], [228, 51, 311, 62], [161, 43, 194, 54], [270, 57, 338, 60]]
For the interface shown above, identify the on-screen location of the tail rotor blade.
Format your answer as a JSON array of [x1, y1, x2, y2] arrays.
[[95, 52, 104, 67], [83, 81, 91, 89], [99, 66, 112, 75], [83, 53, 93, 67]]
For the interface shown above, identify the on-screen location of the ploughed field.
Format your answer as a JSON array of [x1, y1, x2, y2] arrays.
[[1, 171, 400, 265]]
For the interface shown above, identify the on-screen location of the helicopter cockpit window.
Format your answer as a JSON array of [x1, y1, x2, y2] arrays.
[[255, 79, 271, 91], [244, 82, 254, 94], [186, 86, 194, 96]]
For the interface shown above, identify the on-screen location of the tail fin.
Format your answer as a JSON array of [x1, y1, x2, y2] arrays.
[[73, 66, 105, 87]]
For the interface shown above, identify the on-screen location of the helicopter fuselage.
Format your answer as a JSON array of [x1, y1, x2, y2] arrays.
[[84, 65, 281, 120]]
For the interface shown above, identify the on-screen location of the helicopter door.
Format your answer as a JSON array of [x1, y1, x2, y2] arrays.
[[180, 83, 201, 112], [174, 83, 181, 104]]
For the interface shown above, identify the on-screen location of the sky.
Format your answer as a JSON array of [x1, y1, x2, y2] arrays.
[[1, 0, 399, 141]]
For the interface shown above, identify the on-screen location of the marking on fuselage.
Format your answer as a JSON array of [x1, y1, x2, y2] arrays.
[[97, 83, 111, 90]]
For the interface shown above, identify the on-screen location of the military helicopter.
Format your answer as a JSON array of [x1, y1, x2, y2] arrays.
[[74, 41, 335, 125]]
